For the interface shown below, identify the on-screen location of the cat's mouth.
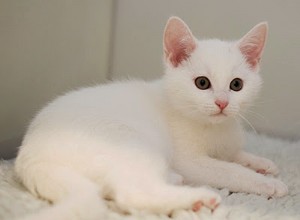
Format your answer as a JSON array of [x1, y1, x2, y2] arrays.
[[211, 112, 227, 117]]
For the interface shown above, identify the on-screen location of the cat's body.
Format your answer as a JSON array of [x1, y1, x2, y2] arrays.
[[15, 17, 287, 220]]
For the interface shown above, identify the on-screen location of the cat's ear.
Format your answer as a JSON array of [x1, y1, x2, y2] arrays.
[[163, 17, 196, 67], [237, 22, 268, 70]]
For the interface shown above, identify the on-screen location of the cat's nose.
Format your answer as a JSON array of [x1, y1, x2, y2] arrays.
[[215, 100, 228, 110]]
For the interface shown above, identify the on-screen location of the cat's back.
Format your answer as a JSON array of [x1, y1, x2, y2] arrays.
[[41, 80, 159, 117], [15, 79, 173, 172], [27, 80, 162, 132], [15, 79, 173, 181]]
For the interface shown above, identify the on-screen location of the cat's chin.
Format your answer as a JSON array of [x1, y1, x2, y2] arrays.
[[187, 113, 230, 125], [208, 113, 231, 124]]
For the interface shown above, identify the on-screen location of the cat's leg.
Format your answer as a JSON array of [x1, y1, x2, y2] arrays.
[[233, 151, 279, 175], [15, 163, 105, 220], [100, 150, 220, 214], [176, 156, 288, 197]]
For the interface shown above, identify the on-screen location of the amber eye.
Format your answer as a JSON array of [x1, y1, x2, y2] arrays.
[[230, 78, 243, 91], [195, 76, 211, 90]]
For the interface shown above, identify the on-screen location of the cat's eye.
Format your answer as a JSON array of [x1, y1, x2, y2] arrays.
[[195, 76, 211, 90], [230, 78, 243, 91]]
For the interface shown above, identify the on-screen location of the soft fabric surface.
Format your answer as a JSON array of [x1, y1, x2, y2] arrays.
[[0, 133, 299, 220]]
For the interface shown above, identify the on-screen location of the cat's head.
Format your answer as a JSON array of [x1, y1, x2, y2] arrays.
[[163, 17, 267, 124]]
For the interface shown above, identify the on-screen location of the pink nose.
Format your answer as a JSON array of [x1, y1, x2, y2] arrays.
[[215, 100, 228, 110]]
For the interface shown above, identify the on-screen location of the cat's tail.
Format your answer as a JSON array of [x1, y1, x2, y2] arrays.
[[15, 163, 107, 220]]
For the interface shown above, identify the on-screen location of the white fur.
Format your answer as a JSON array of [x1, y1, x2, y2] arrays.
[[15, 17, 287, 219]]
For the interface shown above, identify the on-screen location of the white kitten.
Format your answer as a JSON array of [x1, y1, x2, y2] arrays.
[[15, 17, 287, 220]]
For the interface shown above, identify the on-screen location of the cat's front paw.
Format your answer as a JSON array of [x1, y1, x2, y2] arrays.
[[273, 179, 289, 197], [259, 179, 288, 198], [255, 158, 279, 176], [191, 188, 221, 211]]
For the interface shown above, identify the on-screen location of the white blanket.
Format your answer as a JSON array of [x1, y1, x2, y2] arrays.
[[0, 132, 299, 220]]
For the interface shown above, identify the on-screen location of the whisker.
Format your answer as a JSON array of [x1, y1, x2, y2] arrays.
[[243, 109, 266, 121], [238, 113, 258, 135]]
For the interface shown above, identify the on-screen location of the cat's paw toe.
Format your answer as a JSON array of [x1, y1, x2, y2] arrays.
[[192, 201, 203, 212], [194, 189, 221, 211]]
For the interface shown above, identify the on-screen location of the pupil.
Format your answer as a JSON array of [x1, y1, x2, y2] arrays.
[[201, 80, 206, 86], [234, 81, 239, 87]]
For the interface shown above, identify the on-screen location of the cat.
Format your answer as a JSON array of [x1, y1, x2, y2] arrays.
[[15, 16, 287, 220]]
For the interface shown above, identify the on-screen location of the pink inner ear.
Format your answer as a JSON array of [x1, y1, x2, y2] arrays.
[[165, 35, 196, 67], [164, 17, 196, 67], [238, 23, 267, 69], [240, 42, 262, 68]]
